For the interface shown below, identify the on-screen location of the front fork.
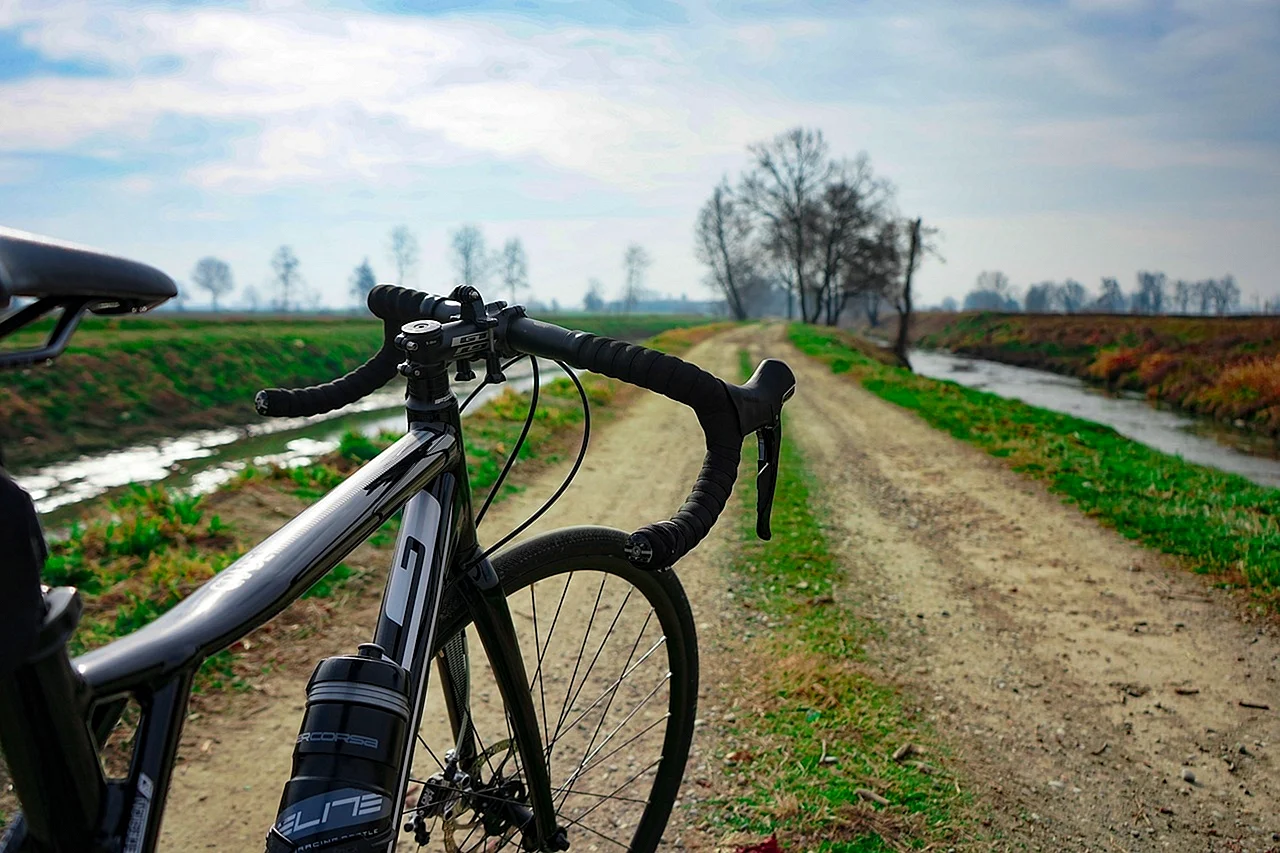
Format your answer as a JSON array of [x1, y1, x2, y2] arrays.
[[446, 557, 565, 851]]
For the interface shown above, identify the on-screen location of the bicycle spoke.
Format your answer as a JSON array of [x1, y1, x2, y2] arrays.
[[572, 607, 652, 780], [553, 636, 667, 741], [554, 811, 631, 849], [569, 755, 663, 826], [556, 586, 634, 742], [563, 712, 668, 782], [525, 573, 573, 749], [559, 674, 669, 804], [548, 574, 608, 760]]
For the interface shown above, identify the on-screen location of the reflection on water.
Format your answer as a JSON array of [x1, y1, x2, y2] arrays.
[[22, 361, 562, 520], [910, 349, 1280, 490]]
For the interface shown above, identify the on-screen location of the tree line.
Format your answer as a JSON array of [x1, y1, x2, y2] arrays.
[[955, 271, 1245, 316], [183, 226, 664, 315], [694, 126, 935, 353], [182, 224, 533, 312]]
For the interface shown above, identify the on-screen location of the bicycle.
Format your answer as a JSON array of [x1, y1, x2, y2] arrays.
[[0, 227, 794, 852]]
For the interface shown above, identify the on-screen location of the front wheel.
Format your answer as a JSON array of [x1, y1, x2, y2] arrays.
[[413, 526, 699, 852]]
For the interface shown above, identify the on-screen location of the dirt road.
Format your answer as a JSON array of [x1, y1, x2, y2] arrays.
[[159, 335, 745, 850], [160, 324, 1280, 851], [765, 324, 1280, 852]]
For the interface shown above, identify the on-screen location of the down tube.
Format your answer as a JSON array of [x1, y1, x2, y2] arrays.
[[372, 472, 459, 848]]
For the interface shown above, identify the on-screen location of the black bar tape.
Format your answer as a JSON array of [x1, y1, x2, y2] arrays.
[[367, 284, 428, 323], [254, 285, 465, 418], [254, 346, 400, 418], [564, 332, 744, 568]]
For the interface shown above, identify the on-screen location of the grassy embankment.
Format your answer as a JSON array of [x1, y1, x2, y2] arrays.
[[918, 312, 1280, 435], [0, 312, 713, 470], [40, 322, 733, 675], [791, 324, 1280, 596], [690, 350, 966, 852]]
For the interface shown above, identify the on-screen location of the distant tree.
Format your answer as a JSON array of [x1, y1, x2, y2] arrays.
[[1024, 281, 1060, 313], [584, 278, 606, 312], [1060, 279, 1088, 313], [940, 296, 958, 312], [964, 270, 1018, 311], [695, 179, 756, 320], [388, 226, 419, 286], [891, 217, 929, 371], [191, 257, 234, 311], [242, 285, 261, 311], [350, 258, 377, 306], [622, 244, 652, 313], [1211, 275, 1240, 315], [451, 225, 497, 290], [270, 246, 302, 312], [739, 127, 834, 323], [500, 237, 530, 305], [1133, 271, 1167, 315], [1173, 279, 1192, 313], [1095, 277, 1126, 313]]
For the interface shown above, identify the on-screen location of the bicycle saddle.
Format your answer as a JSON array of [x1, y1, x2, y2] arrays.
[[0, 227, 176, 314]]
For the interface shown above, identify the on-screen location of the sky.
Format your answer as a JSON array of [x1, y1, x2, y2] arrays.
[[0, 0, 1277, 310]]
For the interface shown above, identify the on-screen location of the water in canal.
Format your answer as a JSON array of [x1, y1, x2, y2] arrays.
[[21, 361, 563, 520], [909, 349, 1280, 489]]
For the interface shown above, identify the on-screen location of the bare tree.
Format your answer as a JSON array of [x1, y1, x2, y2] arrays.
[[350, 258, 377, 307], [388, 226, 419, 286], [1024, 282, 1061, 313], [695, 179, 755, 320], [964, 271, 1017, 311], [451, 225, 496, 290], [622, 244, 651, 313], [1212, 275, 1240, 314], [845, 218, 903, 326], [1095, 277, 1125, 312], [739, 127, 834, 324], [584, 278, 605, 312], [1173, 279, 1192, 313], [270, 246, 301, 312], [816, 156, 892, 326], [1133, 271, 1167, 314], [500, 238, 530, 305], [191, 257, 234, 311], [892, 218, 923, 370], [1060, 279, 1088, 313], [242, 285, 260, 312]]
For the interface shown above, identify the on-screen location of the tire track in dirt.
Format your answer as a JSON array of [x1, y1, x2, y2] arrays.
[[159, 333, 747, 850], [768, 324, 1280, 852]]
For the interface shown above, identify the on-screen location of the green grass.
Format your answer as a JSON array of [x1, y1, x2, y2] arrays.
[[695, 348, 963, 851], [1, 313, 713, 470], [791, 323, 1280, 593]]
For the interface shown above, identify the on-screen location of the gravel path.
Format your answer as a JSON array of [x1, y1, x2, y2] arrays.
[[770, 324, 1280, 852]]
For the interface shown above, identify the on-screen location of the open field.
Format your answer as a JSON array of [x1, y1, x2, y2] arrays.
[[915, 311, 1280, 435], [0, 312, 713, 469]]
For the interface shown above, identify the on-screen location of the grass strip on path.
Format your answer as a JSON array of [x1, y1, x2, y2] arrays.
[[790, 323, 1280, 595], [694, 348, 965, 852]]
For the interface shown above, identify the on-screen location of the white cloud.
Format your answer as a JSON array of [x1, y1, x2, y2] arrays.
[[0, 0, 1276, 307]]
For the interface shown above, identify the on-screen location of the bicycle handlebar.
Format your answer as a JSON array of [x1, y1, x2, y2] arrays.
[[255, 285, 796, 569]]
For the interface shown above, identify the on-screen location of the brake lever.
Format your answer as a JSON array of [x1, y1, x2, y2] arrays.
[[755, 418, 782, 540]]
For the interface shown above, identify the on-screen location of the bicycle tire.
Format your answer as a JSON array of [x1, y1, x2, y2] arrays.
[[417, 525, 699, 852]]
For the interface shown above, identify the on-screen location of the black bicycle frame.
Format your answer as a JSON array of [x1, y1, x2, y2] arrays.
[[0, 391, 557, 852]]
